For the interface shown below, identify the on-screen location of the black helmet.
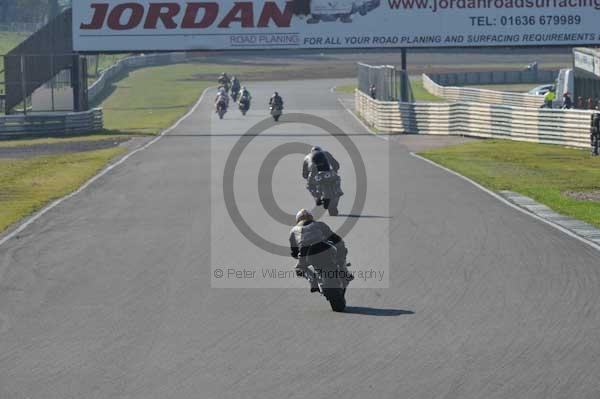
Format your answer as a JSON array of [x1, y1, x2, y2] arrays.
[[311, 146, 322, 153], [274, 91, 279, 96]]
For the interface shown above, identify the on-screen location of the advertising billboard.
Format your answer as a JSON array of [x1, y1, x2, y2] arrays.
[[73, 0, 600, 51], [574, 48, 596, 74]]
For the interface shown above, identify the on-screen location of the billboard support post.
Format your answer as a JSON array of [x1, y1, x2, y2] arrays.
[[400, 48, 408, 102], [71, 55, 89, 112], [20, 55, 27, 116]]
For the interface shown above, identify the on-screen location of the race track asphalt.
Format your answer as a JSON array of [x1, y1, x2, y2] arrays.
[[0, 79, 599, 399]]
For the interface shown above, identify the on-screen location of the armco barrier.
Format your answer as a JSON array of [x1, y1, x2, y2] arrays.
[[0, 108, 103, 138], [89, 53, 188, 102], [427, 69, 558, 86], [422, 74, 545, 108], [355, 90, 593, 148]]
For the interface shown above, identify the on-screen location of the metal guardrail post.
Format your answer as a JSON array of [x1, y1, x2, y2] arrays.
[[592, 113, 600, 156], [20, 55, 27, 116], [400, 49, 409, 102]]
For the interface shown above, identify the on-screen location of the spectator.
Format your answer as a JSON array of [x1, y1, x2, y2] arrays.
[[562, 93, 573, 109], [543, 88, 555, 108], [576, 96, 584, 109], [369, 85, 376, 99], [596, 100, 600, 110], [588, 97, 595, 110]]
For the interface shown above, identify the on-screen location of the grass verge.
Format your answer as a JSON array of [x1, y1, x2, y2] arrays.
[[98, 62, 299, 134], [420, 140, 600, 228], [98, 63, 212, 134], [0, 147, 125, 232], [99, 61, 333, 134], [336, 84, 356, 94], [0, 133, 130, 148], [0, 61, 298, 232], [411, 80, 444, 102], [0, 31, 27, 54]]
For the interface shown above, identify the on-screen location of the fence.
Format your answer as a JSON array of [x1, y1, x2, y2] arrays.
[[88, 53, 188, 102], [0, 22, 43, 32], [0, 51, 191, 137], [0, 108, 103, 138], [427, 69, 558, 86], [355, 90, 593, 148], [1, 53, 82, 114], [357, 63, 413, 102], [422, 74, 545, 108]]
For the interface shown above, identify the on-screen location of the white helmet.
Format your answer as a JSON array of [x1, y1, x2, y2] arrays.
[[295, 208, 313, 223]]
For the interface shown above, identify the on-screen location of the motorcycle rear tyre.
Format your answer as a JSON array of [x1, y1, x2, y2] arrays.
[[323, 288, 346, 312]]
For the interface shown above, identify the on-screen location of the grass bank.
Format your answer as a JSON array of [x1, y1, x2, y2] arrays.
[[0, 31, 28, 54], [420, 140, 600, 227], [99, 63, 212, 134], [0, 148, 125, 232], [0, 31, 29, 92], [0, 61, 207, 233], [335, 80, 443, 102], [99, 62, 296, 134], [0, 134, 129, 148], [0, 60, 299, 233]]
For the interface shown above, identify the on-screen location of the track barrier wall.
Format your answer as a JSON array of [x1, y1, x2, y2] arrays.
[[355, 89, 593, 148], [422, 74, 546, 108]]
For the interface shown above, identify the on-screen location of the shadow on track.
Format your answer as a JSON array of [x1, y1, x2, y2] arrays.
[[337, 214, 392, 219], [344, 307, 414, 316]]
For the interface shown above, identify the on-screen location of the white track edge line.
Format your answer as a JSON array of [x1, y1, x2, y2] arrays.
[[0, 87, 211, 248], [335, 95, 600, 252], [410, 152, 600, 253]]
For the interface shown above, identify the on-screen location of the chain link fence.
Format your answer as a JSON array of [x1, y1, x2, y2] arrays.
[[0, 53, 126, 114], [1, 53, 82, 114], [357, 62, 413, 102]]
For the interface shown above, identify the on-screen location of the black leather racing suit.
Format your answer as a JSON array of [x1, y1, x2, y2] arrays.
[[269, 95, 284, 109], [302, 151, 341, 201], [289, 220, 350, 288]]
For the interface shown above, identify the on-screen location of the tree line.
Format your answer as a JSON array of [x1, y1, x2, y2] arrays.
[[0, 0, 71, 24]]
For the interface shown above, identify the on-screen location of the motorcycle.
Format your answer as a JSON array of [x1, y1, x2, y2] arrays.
[[230, 88, 240, 102], [313, 170, 341, 216], [305, 241, 350, 312], [218, 80, 231, 93], [239, 96, 251, 116], [270, 104, 283, 121], [216, 100, 228, 119]]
